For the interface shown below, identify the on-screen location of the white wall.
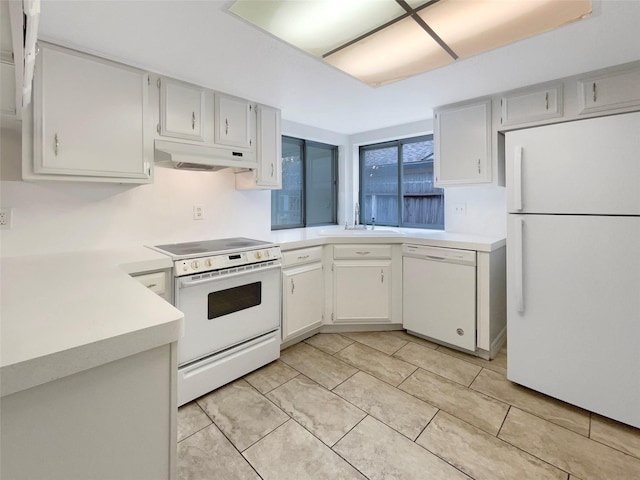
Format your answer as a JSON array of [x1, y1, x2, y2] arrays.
[[0, 125, 271, 257], [348, 119, 506, 237], [1, 115, 505, 258], [444, 186, 506, 237]]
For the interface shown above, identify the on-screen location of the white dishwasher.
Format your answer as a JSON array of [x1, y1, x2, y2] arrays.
[[402, 244, 477, 352]]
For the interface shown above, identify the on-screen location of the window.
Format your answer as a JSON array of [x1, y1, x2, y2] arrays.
[[360, 135, 444, 230], [271, 136, 338, 230]]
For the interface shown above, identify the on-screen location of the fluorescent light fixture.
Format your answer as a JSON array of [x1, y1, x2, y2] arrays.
[[229, 0, 592, 86]]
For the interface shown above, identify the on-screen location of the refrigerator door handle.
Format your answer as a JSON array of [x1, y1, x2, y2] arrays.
[[513, 146, 523, 211], [515, 217, 525, 313]]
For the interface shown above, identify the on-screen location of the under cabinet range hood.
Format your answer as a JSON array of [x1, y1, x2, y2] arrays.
[[154, 139, 257, 171]]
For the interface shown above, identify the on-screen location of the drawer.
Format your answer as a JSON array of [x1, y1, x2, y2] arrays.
[[282, 246, 323, 268], [333, 244, 392, 260], [133, 271, 166, 296]]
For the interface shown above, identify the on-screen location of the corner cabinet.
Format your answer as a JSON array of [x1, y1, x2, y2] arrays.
[[235, 105, 282, 190], [330, 244, 401, 324], [434, 99, 492, 186], [281, 247, 324, 343], [24, 42, 152, 183]]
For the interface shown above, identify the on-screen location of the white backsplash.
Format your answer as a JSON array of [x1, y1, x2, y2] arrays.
[[0, 167, 271, 257], [444, 185, 507, 237]]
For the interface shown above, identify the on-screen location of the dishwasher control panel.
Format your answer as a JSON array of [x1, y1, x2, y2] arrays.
[[402, 244, 476, 266]]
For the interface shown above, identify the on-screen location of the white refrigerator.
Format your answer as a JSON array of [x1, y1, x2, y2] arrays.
[[506, 111, 640, 428]]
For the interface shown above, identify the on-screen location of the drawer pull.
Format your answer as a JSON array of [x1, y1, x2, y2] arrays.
[[297, 254, 310, 260], [356, 251, 371, 255], [291, 279, 295, 294], [146, 283, 157, 288]]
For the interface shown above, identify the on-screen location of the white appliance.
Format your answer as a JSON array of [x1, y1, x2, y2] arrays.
[[403, 244, 477, 352], [506, 111, 640, 428], [153, 238, 282, 406]]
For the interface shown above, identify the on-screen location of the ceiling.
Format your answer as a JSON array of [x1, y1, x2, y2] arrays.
[[8, 1, 640, 135]]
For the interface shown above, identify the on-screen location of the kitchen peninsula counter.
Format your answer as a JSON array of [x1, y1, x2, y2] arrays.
[[0, 247, 183, 397], [1, 247, 183, 480]]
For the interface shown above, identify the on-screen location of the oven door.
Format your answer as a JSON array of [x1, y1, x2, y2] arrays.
[[175, 263, 281, 366]]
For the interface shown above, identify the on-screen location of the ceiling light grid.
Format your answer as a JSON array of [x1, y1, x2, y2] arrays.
[[230, 0, 592, 86]]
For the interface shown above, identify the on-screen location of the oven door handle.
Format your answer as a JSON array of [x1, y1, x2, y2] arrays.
[[178, 263, 282, 288]]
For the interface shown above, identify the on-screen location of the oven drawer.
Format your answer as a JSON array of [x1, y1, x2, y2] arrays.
[[282, 246, 323, 268], [177, 330, 280, 406]]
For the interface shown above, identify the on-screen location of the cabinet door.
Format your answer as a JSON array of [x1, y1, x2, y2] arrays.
[[578, 66, 640, 115], [32, 44, 150, 182], [500, 84, 563, 126], [159, 78, 204, 141], [333, 261, 392, 323], [434, 99, 491, 186], [214, 93, 253, 149], [282, 263, 323, 341], [256, 105, 281, 187]]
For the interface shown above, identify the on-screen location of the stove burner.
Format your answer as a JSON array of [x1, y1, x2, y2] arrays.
[[154, 237, 272, 258]]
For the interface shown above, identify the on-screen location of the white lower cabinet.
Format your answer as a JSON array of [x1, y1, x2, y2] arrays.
[[330, 244, 398, 324], [1, 343, 178, 480], [281, 247, 324, 342], [333, 261, 392, 323]]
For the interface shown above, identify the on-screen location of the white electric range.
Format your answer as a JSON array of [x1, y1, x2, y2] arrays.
[[152, 237, 282, 405]]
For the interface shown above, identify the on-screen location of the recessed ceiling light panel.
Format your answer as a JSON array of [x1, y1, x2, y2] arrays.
[[229, 0, 592, 86]]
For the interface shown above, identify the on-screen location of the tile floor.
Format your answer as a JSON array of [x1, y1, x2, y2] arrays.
[[177, 331, 640, 480]]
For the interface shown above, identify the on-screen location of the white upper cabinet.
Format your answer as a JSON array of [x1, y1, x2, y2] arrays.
[[434, 99, 492, 186], [500, 84, 563, 127], [26, 43, 151, 183], [158, 78, 205, 142], [1, 57, 17, 117], [235, 104, 282, 190], [577, 64, 640, 115], [214, 93, 253, 149]]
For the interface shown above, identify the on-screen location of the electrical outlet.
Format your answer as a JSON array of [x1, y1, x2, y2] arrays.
[[193, 205, 204, 220], [0, 208, 13, 229], [454, 203, 467, 216]]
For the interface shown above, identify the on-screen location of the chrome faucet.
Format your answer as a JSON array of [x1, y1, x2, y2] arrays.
[[354, 202, 360, 226]]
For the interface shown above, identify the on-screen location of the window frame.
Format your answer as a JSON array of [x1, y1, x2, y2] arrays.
[[359, 134, 444, 230], [271, 136, 339, 230]]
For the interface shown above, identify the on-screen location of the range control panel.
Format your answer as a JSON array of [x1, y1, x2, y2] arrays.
[[174, 246, 282, 276]]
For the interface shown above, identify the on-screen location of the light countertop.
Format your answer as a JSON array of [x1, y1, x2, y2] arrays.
[[0, 247, 183, 397], [0, 228, 504, 397], [269, 226, 506, 252]]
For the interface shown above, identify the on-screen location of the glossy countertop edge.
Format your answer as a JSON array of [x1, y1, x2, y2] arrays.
[[0, 247, 183, 397], [270, 226, 506, 252]]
